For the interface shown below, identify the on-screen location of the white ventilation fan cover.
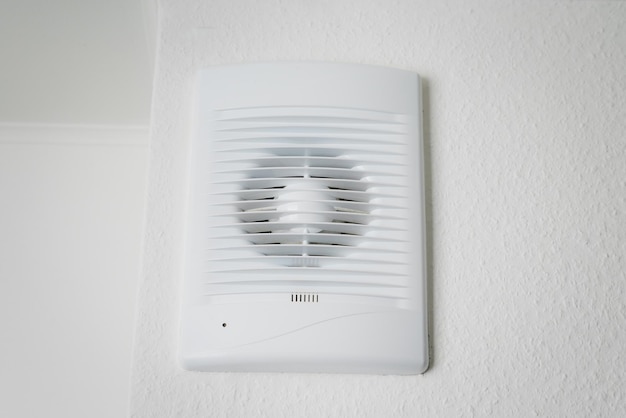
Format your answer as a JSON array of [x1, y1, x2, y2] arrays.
[[180, 62, 428, 374]]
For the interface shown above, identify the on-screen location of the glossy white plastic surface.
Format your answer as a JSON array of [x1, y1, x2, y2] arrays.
[[180, 62, 428, 374]]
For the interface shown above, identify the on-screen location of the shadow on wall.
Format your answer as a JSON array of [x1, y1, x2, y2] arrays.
[[421, 77, 436, 370]]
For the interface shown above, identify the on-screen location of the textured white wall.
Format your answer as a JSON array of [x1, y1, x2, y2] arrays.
[[131, 1, 626, 416]]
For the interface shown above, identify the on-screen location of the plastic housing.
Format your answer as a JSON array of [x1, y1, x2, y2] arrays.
[[180, 62, 428, 374]]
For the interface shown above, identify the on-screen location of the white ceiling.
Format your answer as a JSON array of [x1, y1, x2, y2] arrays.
[[0, 0, 156, 125]]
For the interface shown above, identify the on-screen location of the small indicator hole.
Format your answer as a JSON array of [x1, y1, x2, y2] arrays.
[[222, 323, 227, 328]]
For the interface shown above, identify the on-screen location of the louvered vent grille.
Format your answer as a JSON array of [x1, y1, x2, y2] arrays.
[[203, 106, 413, 306]]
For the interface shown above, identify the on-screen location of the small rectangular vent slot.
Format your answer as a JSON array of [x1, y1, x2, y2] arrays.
[[291, 293, 319, 303]]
